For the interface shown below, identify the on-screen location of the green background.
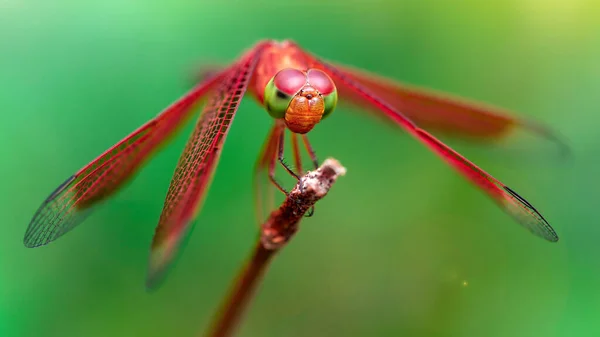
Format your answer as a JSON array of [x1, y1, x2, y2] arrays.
[[1, 1, 599, 336]]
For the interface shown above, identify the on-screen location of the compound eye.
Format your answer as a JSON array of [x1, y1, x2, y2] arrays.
[[273, 68, 307, 95], [307, 69, 335, 95], [307, 69, 337, 119], [264, 69, 308, 119], [265, 69, 306, 118]]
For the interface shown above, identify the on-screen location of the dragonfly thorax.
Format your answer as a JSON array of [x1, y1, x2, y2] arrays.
[[264, 68, 338, 134]]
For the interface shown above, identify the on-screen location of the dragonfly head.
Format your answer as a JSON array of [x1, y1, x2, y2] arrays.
[[264, 68, 338, 134]]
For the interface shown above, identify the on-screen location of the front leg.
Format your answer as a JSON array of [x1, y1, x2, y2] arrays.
[[277, 129, 301, 180]]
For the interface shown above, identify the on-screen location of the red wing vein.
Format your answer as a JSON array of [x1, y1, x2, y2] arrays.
[[24, 70, 227, 247], [146, 44, 266, 289], [314, 58, 558, 242]]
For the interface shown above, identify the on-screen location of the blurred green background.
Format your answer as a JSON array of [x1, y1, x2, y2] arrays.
[[1, 0, 599, 336]]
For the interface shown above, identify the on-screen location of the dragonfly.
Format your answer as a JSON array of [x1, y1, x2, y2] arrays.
[[24, 39, 564, 289]]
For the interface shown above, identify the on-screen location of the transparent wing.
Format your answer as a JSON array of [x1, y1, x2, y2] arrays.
[[309, 56, 558, 242], [253, 123, 285, 224], [23, 70, 227, 248], [146, 44, 266, 289]]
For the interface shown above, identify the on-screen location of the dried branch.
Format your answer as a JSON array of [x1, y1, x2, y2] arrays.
[[203, 158, 346, 337]]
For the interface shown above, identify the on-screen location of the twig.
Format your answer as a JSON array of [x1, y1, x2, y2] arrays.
[[202, 241, 273, 337], [203, 158, 346, 337]]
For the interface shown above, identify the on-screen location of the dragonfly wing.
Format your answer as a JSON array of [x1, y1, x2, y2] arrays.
[[23, 70, 227, 248], [329, 62, 568, 154], [253, 123, 284, 224], [147, 45, 266, 289], [311, 58, 558, 242]]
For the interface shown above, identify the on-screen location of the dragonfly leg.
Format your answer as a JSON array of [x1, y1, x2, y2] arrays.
[[301, 134, 319, 169], [305, 206, 315, 217], [268, 131, 289, 195], [300, 133, 318, 218], [268, 165, 288, 195], [290, 132, 303, 175], [270, 128, 315, 217], [278, 129, 301, 180]]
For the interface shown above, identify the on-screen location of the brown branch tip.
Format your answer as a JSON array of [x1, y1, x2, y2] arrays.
[[260, 157, 347, 250]]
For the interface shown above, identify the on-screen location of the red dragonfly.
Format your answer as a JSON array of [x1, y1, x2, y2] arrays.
[[24, 40, 563, 288]]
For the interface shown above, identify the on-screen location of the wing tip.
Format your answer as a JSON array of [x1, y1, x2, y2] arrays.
[[146, 252, 171, 291], [23, 175, 79, 248], [23, 240, 36, 248], [23, 221, 51, 248], [23, 229, 64, 248], [145, 269, 167, 292], [23, 237, 41, 248], [533, 221, 559, 243], [521, 119, 572, 160], [145, 236, 183, 291], [23, 229, 36, 248], [502, 186, 560, 243], [534, 228, 559, 243], [521, 218, 559, 243]]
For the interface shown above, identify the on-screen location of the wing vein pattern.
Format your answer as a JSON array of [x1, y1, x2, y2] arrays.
[[24, 70, 227, 247], [309, 55, 558, 242], [147, 45, 265, 287]]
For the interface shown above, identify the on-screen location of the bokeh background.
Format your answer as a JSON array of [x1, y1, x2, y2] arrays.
[[1, 1, 599, 336]]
